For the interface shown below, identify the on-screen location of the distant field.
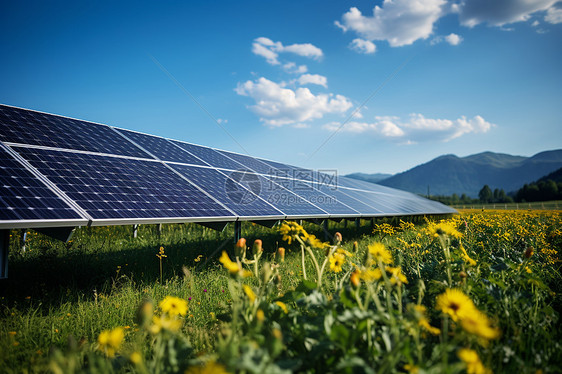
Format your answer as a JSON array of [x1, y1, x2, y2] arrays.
[[452, 200, 562, 210], [1, 211, 561, 373]]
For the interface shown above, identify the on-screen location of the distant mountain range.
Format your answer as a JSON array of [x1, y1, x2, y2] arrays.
[[345, 150, 562, 198]]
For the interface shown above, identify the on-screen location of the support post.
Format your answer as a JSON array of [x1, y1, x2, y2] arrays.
[[355, 218, 360, 230], [133, 224, 139, 239], [1, 230, 9, 279], [234, 221, 242, 243], [343, 219, 347, 229], [370, 218, 374, 228], [21, 229, 27, 253], [322, 220, 329, 241]]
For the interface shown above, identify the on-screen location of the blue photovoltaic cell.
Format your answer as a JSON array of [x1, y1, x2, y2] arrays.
[[169, 164, 284, 217], [0, 146, 83, 221], [256, 158, 314, 181], [115, 129, 209, 166], [0, 105, 151, 158], [267, 176, 359, 215], [171, 140, 247, 170], [13, 146, 234, 220], [216, 150, 280, 175], [238, 172, 327, 216], [336, 188, 404, 215], [315, 183, 384, 215]]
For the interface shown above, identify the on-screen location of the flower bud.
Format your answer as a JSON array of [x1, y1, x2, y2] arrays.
[[459, 271, 467, 279], [253, 239, 263, 255], [524, 246, 534, 259], [277, 247, 285, 262], [350, 270, 361, 288], [334, 232, 343, 245], [352, 241, 359, 253], [234, 238, 246, 258]]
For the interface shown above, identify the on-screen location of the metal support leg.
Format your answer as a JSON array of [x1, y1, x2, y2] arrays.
[[21, 229, 27, 253], [133, 224, 139, 239], [234, 221, 242, 243], [1, 230, 9, 279], [355, 218, 360, 230], [322, 220, 329, 241]]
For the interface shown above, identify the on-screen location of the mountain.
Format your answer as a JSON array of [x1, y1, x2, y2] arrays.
[[347, 150, 562, 198], [537, 167, 562, 183], [344, 172, 393, 184]]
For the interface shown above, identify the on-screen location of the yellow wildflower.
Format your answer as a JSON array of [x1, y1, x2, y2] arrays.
[[159, 296, 188, 317], [429, 222, 463, 239], [275, 301, 289, 314], [457, 348, 492, 374], [461, 310, 500, 341], [130, 351, 142, 365], [219, 251, 241, 274], [185, 360, 230, 374], [368, 243, 393, 264], [404, 364, 419, 374], [329, 252, 346, 273], [243, 285, 256, 304], [150, 315, 182, 334], [386, 266, 408, 285], [256, 309, 265, 322], [97, 327, 124, 357], [459, 244, 477, 266], [360, 268, 382, 282], [436, 289, 476, 322]]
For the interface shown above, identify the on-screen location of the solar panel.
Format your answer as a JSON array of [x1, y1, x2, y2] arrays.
[[171, 140, 246, 170], [232, 171, 329, 217], [0, 145, 86, 225], [0, 104, 456, 230], [13, 146, 235, 222], [266, 176, 359, 216], [0, 105, 151, 158], [169, 164, 285, 218], [115, 128, 209, 166]]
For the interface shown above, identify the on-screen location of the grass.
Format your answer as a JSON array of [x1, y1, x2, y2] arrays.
[[0, 211, 561, 373]]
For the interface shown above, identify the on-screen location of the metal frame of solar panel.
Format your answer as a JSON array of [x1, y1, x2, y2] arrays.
[[0, 103, 455, 231]]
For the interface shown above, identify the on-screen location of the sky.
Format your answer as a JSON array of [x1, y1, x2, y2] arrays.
[[1, 0, 561, 176]]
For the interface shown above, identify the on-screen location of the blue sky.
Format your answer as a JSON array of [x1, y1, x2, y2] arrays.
[[1, 1, 561, 175]]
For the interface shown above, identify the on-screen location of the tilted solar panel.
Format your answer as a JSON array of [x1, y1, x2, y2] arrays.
[[0, 145, 86, 226], [0, 103, 456, 229], [13, 146, 235, 223]]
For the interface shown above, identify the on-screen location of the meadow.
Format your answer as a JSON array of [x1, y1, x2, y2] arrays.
[[0, 210, 561, 373]]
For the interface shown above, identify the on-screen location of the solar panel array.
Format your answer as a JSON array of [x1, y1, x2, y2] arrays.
[[0, 104, 456, 229]]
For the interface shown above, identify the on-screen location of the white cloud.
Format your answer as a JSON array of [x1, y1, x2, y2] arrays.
[[532, 20, 541, 26], [297, 74, 328, 88], [458, 0, 558, 27], [252, 37, 323, 65], [323, 113, 493, 142], [545, 4, 562, 23], [337, 0, 447, 47], [252, 39, 280, 65], [283, 62, 308, 74], [445, 33, 463, 45], [235, 77, 352, 127], [349, 38, 377, 54]]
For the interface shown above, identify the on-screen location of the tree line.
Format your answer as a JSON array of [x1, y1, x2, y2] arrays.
[[514, 180, 562, 202]]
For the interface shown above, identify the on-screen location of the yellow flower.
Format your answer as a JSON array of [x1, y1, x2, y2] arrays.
[[185, 360, 230, 374], [350, 269, 361, 287], [306, 234, 329, 249], [436, 289, 476, 321], [275, 301, 289, 314], [97, 327, 124, 357], [360, 268, 382, 282], [243, 285, 256, 304], [150, 315, 182, 334], [130, 351, 142, 365], [386, 266, 408, 285], [459, 244, 477, 266], [461, 310, 500, 341], [256, 309, 265, 322], [429, 222, 463, 239], [404, 364, 419, 374], [368, 243, 393, 264], [457, 348, 492, 374], [159, 296, 188, 317], [329, 252, 346, 273], [412, 305, 440, 335], [219, 251, 241, 274]]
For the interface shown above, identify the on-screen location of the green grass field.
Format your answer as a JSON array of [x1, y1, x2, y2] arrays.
[[1, 211, 561, 373]]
